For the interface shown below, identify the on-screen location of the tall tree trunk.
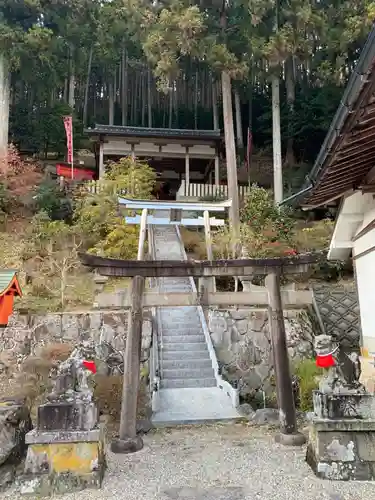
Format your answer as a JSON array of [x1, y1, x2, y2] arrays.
[[272, 0, 283, 204], [212, 80, 219, 129], [114, 67, 118, 104], [247, 63, 254, 187], [220, 3, 239, 230], [131, 71, 136, 125], [285, 56, 296, 166], [147, 68, 152, 128], [108, 76, 115, 125], [174, 80, 178, 128], [93, 81, 97, 118], [68, 46, 75, 110], [272, 74, 283, 204], [63, 78, 68, 103], [234, 86, 244, 152], [168, 87, 173, 128], [83, 46, 93, 128], [141, 70, 146, 127], [194, 70, 198, 129], [121, 46, 128, 126], [222, 71, 240, 231], [0, 53, 10, 159], [49, 88, 55, 108]]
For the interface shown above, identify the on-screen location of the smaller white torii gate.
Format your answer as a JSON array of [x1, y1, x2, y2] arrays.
[[119, 197, 231, 228], [119, 197, 233, 292]]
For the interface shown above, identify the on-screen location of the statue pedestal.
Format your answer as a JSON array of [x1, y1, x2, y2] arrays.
[[37, 402, 98, 432], [307, 391, 375, 481], [20, 400, 105, 496], [313, 390, 375, 420]]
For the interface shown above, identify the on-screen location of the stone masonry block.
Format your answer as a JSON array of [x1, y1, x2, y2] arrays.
[[307, 419, 375, 481], [77, 313, 102, 342], [356, 433, 375, 461], [21, 428, 106, 496], [313, 391, 375, 420], [31, 314, 62, 341], [315, 431, 356, 462], [37, 402, 98, 432], [61, 315, 80, 341]]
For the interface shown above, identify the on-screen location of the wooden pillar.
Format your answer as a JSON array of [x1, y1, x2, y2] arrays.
[[185, 148, 190, 193], [111, 207, 148, 454], [131, 144, 135, 160], [214, 154, 220, 187], [203, 210, 216, 293], [99, 141, 105, 179], [265, 270, 305, 446], [111, 275, 145, 454], [137, 209, 148, 261]]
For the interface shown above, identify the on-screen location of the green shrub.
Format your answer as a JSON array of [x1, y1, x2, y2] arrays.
[[89, 223, 140, 259], [34, 178, 72, 221], [293, 359, 322, 412], [104, 156, 156, 198], [74, 194, 118, 248], [0, 182, 9, 212], [241, 185, 294, 239], [74, 157, 156, 255]]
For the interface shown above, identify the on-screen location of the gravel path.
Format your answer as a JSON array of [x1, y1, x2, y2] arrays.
[[3, 423, 375, 500]]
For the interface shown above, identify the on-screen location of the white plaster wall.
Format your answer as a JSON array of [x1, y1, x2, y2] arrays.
[[103, 140, 132, 154], [188, 144, 216, 157], [134, 142, 160, 154], [102, 138, 216, 158], [354, 226, 375, 351], [355, 198, 375, 235]]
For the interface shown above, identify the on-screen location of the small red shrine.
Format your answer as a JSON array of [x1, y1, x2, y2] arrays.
[[0, 270, 22, 326]]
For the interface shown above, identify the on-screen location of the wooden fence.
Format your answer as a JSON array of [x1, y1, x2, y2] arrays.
[[80, 179, 251, 200], [176, 180, 251, 200]]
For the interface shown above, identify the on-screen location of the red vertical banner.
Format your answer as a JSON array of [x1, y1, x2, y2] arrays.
[[63, 116, 74, 178]]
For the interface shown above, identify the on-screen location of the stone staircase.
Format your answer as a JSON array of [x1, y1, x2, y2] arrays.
[[154, 230, 216, 390], [150, 215, 240, 425]]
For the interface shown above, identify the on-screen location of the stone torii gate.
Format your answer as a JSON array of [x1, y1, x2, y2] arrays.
[[80, 208, 319, 454]]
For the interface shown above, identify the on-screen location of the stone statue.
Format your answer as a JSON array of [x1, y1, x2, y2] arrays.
[[0, 398, 32, 468], [47, 341, 124, 402], [47, 344, 96, 403], [314, 334, 365, 394]]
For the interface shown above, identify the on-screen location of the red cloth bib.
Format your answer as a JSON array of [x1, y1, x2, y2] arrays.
[[82, 360, 97, 374], [316, 354, 335, 368]]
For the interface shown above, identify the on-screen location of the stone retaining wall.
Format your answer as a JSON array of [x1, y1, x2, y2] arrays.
[[0, 303, 361, 404], [208, 308, 314, 399], [0, 311, 151, 362]]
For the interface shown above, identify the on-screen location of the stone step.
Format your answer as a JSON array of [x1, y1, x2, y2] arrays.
[[162, 335, 205, 344], [160, 328, 204, 336], [162, 368, 215, 379], [160, 319, 200, 327], [160, 378, 217, 389], [160, 311, 199, 319], [162, 342, 208, 352], [160, 310, 198, 316], [162, 359, 213, 370], [162, 350, 211, 360]]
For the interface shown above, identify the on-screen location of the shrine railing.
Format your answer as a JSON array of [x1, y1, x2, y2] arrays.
[[176, 180, 251, 200]]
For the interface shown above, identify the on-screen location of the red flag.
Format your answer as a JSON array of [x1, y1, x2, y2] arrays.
[[316, 354, 335, 368], [82, 360, 97, 374], [63, 116, 73, 166]]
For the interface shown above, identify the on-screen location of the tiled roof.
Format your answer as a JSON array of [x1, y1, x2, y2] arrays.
[[85, 125, 221, 141], [0, 270, 20, 296]]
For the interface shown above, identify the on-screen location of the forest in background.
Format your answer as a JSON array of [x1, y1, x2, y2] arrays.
[[1, 1, 374, 170]]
